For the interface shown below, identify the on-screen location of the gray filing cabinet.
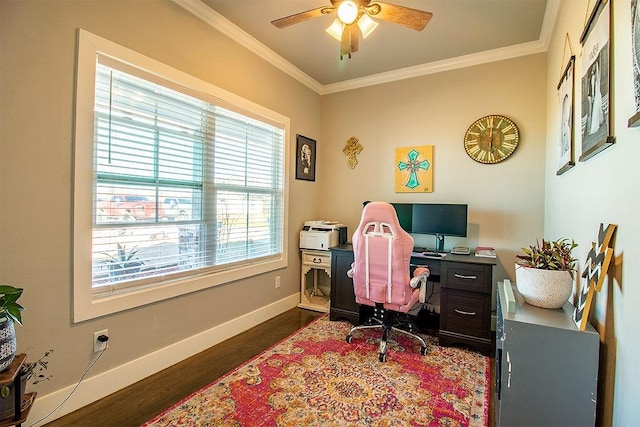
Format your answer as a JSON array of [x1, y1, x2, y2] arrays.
[[496, 281, 599, 426]]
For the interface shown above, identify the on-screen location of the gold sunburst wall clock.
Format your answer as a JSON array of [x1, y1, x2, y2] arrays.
[[463, 115, 520, 164], [395, 145, 433, 193]]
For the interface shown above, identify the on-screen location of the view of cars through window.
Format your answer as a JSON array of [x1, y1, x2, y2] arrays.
[[92, 189, 273, 288], [96, 195, 194, 223], [93, 190, 202, 286]]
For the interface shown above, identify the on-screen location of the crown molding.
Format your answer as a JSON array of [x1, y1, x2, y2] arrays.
[[320, 40, 548, 94], [539, 0, 561, 51], [173, 0, 558, 96], [171, 0, 324, 93]]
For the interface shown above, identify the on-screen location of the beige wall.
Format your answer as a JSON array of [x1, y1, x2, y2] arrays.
[[545, 1, 640, 424], [0, 0, 321, 411], [319, 54, 548, 283], [3, 0, 638, 425]]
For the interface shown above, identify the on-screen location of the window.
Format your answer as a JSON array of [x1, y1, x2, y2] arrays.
[[74, 30, 289, 322]]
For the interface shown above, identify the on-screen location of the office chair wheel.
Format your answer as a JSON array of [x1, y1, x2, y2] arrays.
[[420, 346, 428, 356], [379, 352, 386, 362], [346, 335, 353, 344]]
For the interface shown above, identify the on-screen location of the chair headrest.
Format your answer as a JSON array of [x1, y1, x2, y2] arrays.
[[359, 201, 403, 229]]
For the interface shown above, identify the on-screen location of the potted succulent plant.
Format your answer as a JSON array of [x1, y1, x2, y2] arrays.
[[101, 243, 144, 279], [515, 238, 578, 309], [0, 285, 24, 372]]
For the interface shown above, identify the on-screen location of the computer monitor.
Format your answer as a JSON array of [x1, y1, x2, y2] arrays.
[[390, 203, 413, 233], [412, 203, 468, 251]]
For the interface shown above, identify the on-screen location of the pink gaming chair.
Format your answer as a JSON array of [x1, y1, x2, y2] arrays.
[[346, 201, 430, 362]]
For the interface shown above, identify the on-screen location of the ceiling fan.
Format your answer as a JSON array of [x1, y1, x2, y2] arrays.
[[271, 0, 433, 60]]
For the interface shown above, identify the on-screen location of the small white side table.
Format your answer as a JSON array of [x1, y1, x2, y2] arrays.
[[299, 249, 331, 312]]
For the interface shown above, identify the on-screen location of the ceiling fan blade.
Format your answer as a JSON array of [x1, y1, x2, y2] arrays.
[[350, 24, 359, 53], [340, 24, 359, 59], [271, 6, 336, 29], [366, 2, 433, 31]]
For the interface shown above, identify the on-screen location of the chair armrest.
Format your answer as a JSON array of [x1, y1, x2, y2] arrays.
[[410, 267, 430, 288], [410, 267, 430, 303], [346, 262, 354, 278]]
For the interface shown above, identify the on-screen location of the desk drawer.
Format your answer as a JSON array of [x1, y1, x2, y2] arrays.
[[302, 250, 331, 268], [442, 262, 491, 293], [441, 291, 490, 338]]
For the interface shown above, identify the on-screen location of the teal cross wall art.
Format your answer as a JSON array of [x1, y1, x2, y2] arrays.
[[395, 145, 433, 192]]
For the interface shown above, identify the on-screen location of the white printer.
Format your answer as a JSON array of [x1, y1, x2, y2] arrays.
[[299, 220, 348, 250]]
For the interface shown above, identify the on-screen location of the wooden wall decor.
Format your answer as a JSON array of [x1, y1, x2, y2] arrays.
[[573, 223, 617, 330]]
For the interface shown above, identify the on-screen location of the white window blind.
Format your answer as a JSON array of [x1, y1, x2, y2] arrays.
[[91, 61, 285, 296]]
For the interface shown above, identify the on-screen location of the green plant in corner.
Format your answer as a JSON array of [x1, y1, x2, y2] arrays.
[[21, 349, 53, 385], [515, 238, 578, 275], [0, 349, 53, 398], [0, 285, 24, 326]]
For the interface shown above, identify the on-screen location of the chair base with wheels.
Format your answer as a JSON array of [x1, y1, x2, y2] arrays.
[[346, 303, 428, 362]]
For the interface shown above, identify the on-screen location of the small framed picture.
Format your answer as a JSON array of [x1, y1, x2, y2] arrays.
[[557, 56, 576, 175], [295, 134, 316, 181]]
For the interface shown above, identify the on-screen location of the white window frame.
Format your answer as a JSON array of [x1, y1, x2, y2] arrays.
[[73, 29, 289, 322]]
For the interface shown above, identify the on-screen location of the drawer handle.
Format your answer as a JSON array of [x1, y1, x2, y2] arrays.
[[454, 274, 477, 280], [313, 258, 323, 263], [454, 309, 477, 316]]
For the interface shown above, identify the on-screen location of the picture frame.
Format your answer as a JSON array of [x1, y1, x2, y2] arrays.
[[557, 55, 576, 175], [579, 0, 615, 162], [629, 0, 640, 127], [394, 145, 433, 193], [295, 134, 316, 181]]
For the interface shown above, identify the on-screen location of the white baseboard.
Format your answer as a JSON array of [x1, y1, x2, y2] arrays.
[[26, 293, 300, 426]]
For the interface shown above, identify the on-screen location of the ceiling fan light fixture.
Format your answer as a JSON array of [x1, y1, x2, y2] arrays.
[[326, 18, 345, 41], [337, 1, 359, 25], [357, 14, 378, 39]]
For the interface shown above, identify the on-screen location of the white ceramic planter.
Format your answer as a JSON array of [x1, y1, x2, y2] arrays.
[[515, 264, 573, 309]]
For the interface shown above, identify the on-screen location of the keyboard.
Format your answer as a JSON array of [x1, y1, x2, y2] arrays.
[[413, 247, 446, 258], [422, 252, 445, 258]]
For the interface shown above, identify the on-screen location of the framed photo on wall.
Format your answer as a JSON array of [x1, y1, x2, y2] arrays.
[[579, 0, 615, 161], [295, 134, 316, 181], [629, 0, 640, 126], [557, 55, 576, 175]]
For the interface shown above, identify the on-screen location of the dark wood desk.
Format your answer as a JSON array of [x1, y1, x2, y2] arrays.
[[329, 243, 497, 355]]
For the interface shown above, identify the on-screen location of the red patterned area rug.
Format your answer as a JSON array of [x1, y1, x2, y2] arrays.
[[143, 316, 489, 426]]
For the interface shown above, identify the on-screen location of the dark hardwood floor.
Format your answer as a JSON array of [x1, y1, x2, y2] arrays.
[[44, 308, 494, 426], [44, 308, 323, 426]]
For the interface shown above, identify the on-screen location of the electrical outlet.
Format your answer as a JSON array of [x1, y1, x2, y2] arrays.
[[275, 276, 281, 289], [94, 329, 109, 353]]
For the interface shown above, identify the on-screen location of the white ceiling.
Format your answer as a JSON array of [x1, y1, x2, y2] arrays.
[[175, 0, 557, 93]]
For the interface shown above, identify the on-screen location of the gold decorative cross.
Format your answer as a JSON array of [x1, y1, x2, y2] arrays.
[[343, 137, 363, 169]]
